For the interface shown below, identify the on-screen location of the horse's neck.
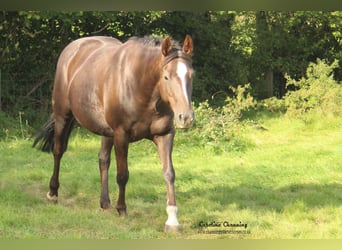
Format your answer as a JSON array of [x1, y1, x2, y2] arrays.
[[139, 50, 163, 87], [143, 49, 163, 73]]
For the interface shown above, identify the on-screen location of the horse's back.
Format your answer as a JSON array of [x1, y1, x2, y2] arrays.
[[55, 36, 121, 86]]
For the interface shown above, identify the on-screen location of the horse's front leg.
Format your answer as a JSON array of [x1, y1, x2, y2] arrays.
[[113, 129, 129, 217], [153, 130, 180, 233]]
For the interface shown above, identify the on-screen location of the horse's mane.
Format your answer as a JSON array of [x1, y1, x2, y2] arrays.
[[129, 36, 181, 50], [128, 36, 191, 66]]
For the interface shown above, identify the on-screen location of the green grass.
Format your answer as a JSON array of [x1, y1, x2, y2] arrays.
[[0, 113, 342, 239]]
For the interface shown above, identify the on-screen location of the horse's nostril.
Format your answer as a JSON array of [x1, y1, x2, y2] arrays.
[[190, 111, 194, 121], [178, 113, 194, 122]]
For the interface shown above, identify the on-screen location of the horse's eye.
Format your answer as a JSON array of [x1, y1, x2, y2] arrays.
[[164, 76, 169, 81]]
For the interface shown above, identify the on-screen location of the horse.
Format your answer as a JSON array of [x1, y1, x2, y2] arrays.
[[33, 35, 194, 233]]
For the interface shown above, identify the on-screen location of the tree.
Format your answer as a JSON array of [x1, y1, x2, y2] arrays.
[[1, 11, 341, 125], [232, 11, 342, 99]]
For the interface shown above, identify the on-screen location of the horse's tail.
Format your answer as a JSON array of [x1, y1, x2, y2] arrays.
[[32, 114, 55, 153]]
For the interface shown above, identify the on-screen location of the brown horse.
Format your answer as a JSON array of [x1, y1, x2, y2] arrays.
[[33, 35, 194, 232]]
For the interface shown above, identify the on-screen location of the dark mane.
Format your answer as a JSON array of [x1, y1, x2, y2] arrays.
[[129, 36, 181, 50], [128, 36, 191, 66]]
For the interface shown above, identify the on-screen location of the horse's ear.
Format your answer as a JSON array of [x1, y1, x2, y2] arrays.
[[161, 36, 172, 56], [182, 35, 193, 56]]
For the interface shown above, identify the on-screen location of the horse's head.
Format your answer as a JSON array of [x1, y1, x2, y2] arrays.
[[159, 35, 194, 129]]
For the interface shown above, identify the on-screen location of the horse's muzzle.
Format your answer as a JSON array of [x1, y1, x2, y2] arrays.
[[175, 110, 194, 129]]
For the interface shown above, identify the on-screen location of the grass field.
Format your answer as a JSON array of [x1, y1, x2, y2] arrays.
[[0, 112, 341, 239]]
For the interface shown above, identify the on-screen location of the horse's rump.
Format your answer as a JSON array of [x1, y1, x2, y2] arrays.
[[53, 36, 122, 137]]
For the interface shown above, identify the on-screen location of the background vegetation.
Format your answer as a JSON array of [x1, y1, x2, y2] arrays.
[[1, 11, 342, 127], [0, 11, 342, 239]]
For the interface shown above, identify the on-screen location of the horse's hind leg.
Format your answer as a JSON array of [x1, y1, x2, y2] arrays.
[[113, 129, 129, 217], [47, 114, 74, 202], [98, 136, 113, 209]]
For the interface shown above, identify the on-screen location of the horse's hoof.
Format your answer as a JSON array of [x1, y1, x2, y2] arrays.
[[164, 224, 180, 233], [100, 205, 113, 213], [46, 192, 58, 203], [100, 202, 112, 210], [117, 207, 127, 218]]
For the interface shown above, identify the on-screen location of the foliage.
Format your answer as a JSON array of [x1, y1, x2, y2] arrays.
[[259, 59, 342, 120], [1, 11, 342, 126], [223, 84, 257, 119], [259, 97, 286, 114], [188, 84, 256, 152], [0, 110, 32, 140], [284, 59, 342, 118], [231, 11, 342, 99]]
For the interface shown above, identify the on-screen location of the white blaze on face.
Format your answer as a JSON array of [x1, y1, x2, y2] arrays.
[[176, 61, 189, 104]]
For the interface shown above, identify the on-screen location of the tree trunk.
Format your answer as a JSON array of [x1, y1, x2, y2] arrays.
[[255, 11, 274, 99], [264, 68, 273, 98]]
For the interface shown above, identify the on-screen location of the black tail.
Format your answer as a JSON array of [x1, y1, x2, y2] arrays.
[[32, 115, 55, 153]]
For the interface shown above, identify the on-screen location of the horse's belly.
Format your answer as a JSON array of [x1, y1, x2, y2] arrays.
[[74, 108, 114, 137], [69, 86, 113, 137]]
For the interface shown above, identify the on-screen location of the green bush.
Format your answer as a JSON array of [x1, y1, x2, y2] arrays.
[[187, 84, 256, 153], [284, 59, 342, 118], [259, 97, 286, 114], [0, 111, 32, 141]]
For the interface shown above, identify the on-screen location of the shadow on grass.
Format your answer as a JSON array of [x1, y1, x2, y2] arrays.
[[185, 181, 342, 213], [0, 187, 45, 208]]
